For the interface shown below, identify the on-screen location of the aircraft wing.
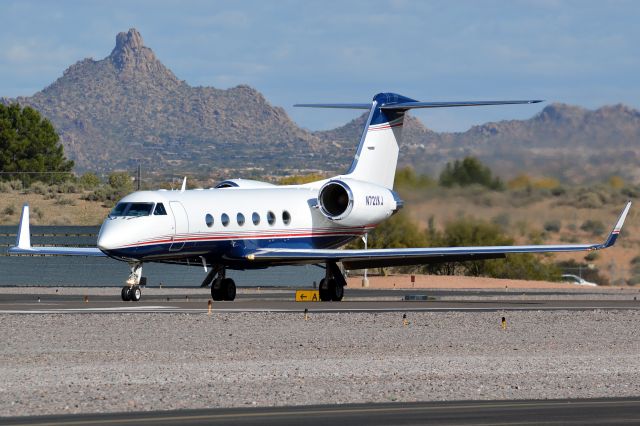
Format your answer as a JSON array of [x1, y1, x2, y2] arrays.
[[7, 204, 106, 257], [244, 201, 631, 270]]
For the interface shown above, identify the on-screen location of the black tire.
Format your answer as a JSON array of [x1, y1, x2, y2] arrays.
[[130, 285, 141, 302], [330, 280, 344, 302], [211, 280, 223, 301], [121, 286, 131, 301], [319, 278, 331, 302], [326, 278, 344, 301], [222, 278, 236, 301]]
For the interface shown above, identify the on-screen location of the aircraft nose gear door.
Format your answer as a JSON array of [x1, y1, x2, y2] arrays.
[[169, 201, 189, 251]]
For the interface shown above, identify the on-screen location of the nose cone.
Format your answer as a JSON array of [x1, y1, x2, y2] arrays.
[[97, 219, 122, 252]]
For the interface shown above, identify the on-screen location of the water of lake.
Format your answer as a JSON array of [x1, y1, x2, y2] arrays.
[[0, 226, 324, 287]]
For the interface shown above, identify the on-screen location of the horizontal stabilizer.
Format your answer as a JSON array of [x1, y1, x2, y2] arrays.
[[294, 99, 542, 110], [380, 100, 543, 110], [294, 103, 372, 109]]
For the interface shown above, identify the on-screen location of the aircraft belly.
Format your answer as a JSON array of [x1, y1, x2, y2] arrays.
[[105, 234, 359, 264]]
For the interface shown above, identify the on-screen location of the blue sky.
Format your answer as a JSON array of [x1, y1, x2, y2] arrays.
[[1, 0, 638, 132]]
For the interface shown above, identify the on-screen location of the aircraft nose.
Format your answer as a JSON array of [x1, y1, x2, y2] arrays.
[[97, 231, 115, 251], [97, 221, 120, 251]]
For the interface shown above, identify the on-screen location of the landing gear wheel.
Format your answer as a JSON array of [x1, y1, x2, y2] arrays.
[[130, 285, 141, 302], [319, 278, 331, 302], [121, 286, 131, 301], [211, 280, 223, 301], [222, 278, 236, 301], [330, 279, 344, 301]]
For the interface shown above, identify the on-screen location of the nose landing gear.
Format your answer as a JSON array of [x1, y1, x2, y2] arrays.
[[121, 262, 145, 302]]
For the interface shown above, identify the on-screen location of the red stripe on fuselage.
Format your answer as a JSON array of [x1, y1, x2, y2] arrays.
[[119, 226, 375, 248], [368, 122, 403, 132]]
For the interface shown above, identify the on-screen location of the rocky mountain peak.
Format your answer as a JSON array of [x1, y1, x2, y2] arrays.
[[109, 28, 157, 72], [115, 28, 144, 50], [535, 103, 586, 123]]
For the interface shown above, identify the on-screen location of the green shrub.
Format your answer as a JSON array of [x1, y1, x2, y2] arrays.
[[394, 167, 435, 190], [54, 196, 76, 206], [580, 219, 606, 236], [8, 180, 23, 191], [2, 205, 16, 216], [56, 181, 79, 194], [439, 157, 504, 190], [544, 220, 561, 233], [108, 172, 134, 193], [622, 187, 640, 198], [79, 172, 102, 190], [485, 253, 561, 281], [366, 211, 428, 249], [0, 182, 10, 193], [584, 251, 599, 262], [32, 206, 44, 220], [30, 182, 49, 195], [491, 213, 510, 230], [425, 217, 559, 280]]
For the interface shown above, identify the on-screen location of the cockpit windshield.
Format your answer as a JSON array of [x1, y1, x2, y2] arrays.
[[109, 202, 155, 218]]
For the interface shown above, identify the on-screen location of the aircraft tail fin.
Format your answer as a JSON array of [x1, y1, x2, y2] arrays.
[[296, 94, 542, 189]]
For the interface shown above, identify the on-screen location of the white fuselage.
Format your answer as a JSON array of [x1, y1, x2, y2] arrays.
[[96, 181, 397, 268]]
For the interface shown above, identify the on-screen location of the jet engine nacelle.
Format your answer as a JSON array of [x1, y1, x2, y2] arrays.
[[317, 178, 402, 227]]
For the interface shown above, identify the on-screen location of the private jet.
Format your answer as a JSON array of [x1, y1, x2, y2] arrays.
[[9, 93, 631, 301]]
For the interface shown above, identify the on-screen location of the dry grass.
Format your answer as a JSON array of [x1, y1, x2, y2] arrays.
[[0, 189, 110, 226], [404, 189, 640, 283]]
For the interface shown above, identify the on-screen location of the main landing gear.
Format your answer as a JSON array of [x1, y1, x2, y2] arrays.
[[201, 265, 236, 301], [318, 262, 346, 302], [121, 262, 146, 302]]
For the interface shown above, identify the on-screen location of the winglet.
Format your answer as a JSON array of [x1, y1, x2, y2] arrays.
[[180, 176, 187, 192], [599, 201, 632, 249], [15, 203, 32, 250]]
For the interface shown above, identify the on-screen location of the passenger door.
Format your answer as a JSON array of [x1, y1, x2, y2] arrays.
[[169, 201, 189, 251]]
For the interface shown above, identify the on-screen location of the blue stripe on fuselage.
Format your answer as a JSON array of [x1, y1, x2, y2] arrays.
[[102, 234, 357, 264]]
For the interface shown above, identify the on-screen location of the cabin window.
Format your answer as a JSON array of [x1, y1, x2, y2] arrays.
[[252, 212, 260, 225], [267, 211, 276, 226], [205, 214, 214, 227], [237, 213, 245, 226], [153, 203, 167, 215], [221, 213, 230, 227], [282, 210, 291, 225]]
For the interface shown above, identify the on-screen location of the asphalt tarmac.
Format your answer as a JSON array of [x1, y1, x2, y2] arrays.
[[0, 289, 639, 314], [3, 398, 640, 425]]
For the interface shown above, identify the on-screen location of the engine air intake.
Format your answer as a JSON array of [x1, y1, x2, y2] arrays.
[[318, 180, 353, 220]]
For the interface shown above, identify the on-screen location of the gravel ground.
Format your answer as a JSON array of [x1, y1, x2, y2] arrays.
[[1, 310, 640, 417]]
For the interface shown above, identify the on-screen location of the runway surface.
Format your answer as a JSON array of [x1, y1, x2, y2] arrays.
[[0, 290, 639, 314], [4, 398, 640, 425]]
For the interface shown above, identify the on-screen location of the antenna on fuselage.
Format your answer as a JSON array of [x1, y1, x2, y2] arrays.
[[180, 177, 187, 192]]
